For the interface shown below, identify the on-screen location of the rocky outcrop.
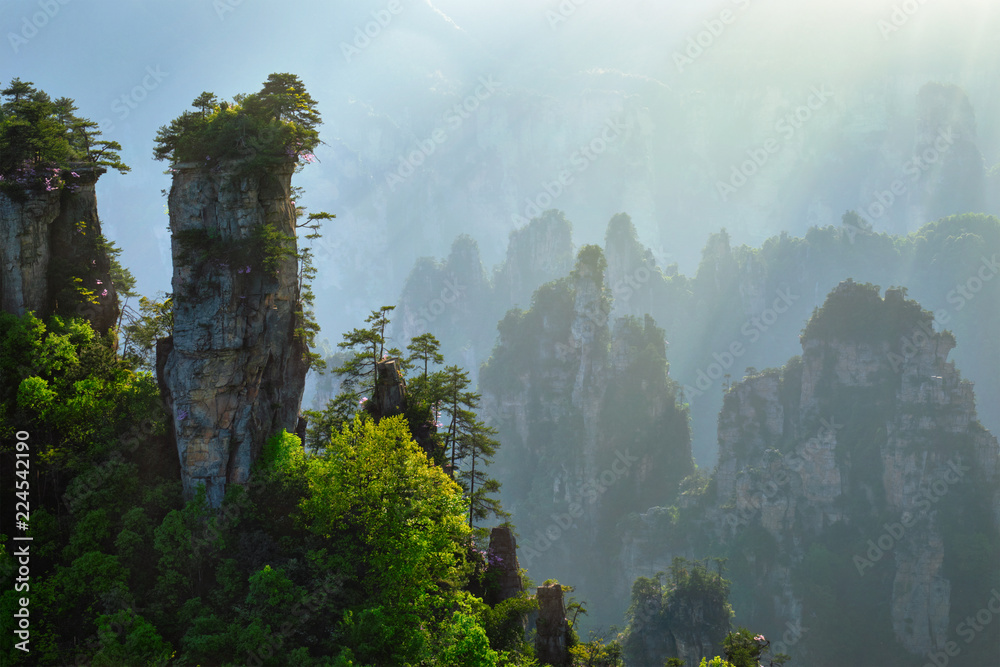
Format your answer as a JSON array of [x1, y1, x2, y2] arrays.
[[484, 525, 524, 606], [619, 281, 1000, 662], [535, 582, 570, 666], [391, 213, 573, 388], [158, 158, 307, 507], [481, 245, 692, 631], [367, 358, 407, 419], [492, 209, 574, 310], [661, 594, 729, 667], [0, 165, 119, 333]]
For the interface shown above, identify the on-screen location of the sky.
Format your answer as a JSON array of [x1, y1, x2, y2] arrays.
[[3, 0, 999, 342]]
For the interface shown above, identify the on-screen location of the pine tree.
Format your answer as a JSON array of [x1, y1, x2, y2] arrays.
[[335, 305, 396, 401], [456, 420, 508, 530], [191, 91, 219, 118], [1, 78, 34, 104], [258, 72, 321, 130], [437, 365, 479, 479], [407, 332, 444, 381], [0, 80, 128, 179]]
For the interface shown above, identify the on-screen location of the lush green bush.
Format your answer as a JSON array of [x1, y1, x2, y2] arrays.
[[153, 73, 321, 172], [0, 78, 128, 199]]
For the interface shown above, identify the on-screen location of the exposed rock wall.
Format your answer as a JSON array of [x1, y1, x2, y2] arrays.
[[368, 358, 407, 419], [159, 159, 307, 507], [484, 525, 524, 606], [480, 246, 693, 631], [492, 209, 574, 310], [619, 282, 1000, 662], [0, 165, 119, 332], [535, 582, 570, 666]]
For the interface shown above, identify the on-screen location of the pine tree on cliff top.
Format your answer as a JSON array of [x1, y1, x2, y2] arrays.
[[0, 78, 128, 185], [152, 72, 321, 166]]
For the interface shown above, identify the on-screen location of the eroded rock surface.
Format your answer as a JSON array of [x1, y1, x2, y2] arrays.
[[159, 159, 307, 507], [0, 165, 119, 332]]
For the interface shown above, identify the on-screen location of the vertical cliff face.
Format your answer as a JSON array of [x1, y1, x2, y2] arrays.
[[159, 159, 307, 507], [0, 166, 119, 332], [535, 583, 570, 666], [481, 245, 692, 631], [484, 525, 525, 606], [393, 234, 493, 383], [619, 282, 1000, 664], [492, 209, 574, 310]]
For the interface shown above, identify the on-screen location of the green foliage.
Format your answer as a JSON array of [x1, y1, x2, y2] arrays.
[[308, 312, 507, 534], [699, 658, 735, 667], [298, 414, 483, 662], [260, 429, 303, 469], [90, 608, 173, 666], [407, 332, 445, 381], [0, 283, 515, 663], [174, 223, 295, 281], [437, 610, 500, 666], [569, 631, 624, 666], [0, 311, 163, 473], [152, 486, 218, 610], [722, 627, 788, 667], [306, 306, 398, 446], [121, 294, 173, 371], [334, 305, 395, 402], [620, 558, 733, 667], [482, 594, 539, 653], [153, 73, 321, 171], [800, 279, 933, 344], [293, 208, 335, 371], [0, 78, 128, 199]]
